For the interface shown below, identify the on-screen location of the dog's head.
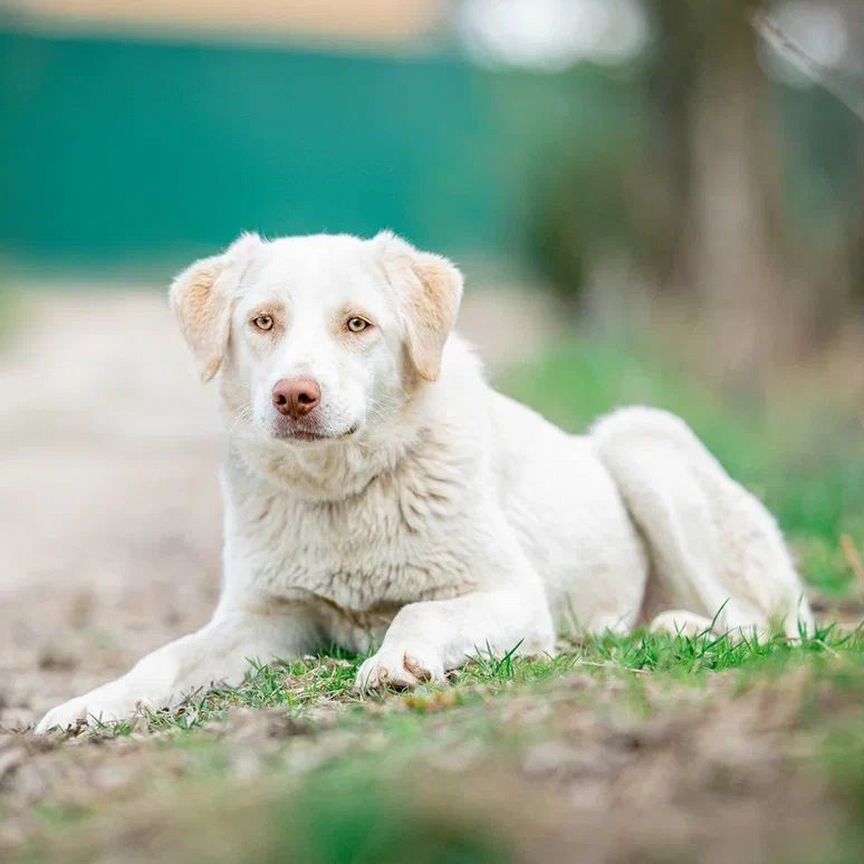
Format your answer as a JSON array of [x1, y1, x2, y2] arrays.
[[170, 232, 463, 445]]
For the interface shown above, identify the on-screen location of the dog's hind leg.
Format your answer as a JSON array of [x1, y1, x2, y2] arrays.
[[593, 407, 813, 638]]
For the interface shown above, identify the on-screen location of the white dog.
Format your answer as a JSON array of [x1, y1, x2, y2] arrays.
[[37, 232, 813, 731]]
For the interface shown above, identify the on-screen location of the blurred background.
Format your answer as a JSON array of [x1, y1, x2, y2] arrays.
[[3, 4, 864, 861], [2, 0, 864, 385], [2, 0, 864, 689]]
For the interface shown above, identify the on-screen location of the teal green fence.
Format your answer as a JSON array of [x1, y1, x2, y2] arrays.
[[4, 27, 850, 278], [1, 28, 637, 272], [0, 30, 476, 266]]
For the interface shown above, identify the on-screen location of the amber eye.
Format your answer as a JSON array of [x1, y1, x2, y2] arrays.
[[252, 314, 274, 331], [346, 316, 370, 333]]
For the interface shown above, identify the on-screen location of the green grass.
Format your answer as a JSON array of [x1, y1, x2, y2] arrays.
[[84, 623, 864, 740], [94, 652, 360, 737]]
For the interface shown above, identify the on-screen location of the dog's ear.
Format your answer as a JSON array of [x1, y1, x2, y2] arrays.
[[374, 231, 463, 382], [169, 233, 262, 382]]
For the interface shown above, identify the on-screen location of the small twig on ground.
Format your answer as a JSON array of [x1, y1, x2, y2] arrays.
[[814, 639, 841, 658], [576, 659, 651, 676]]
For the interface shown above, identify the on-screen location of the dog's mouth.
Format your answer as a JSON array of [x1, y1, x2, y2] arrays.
[[273, 424, 359, 444]]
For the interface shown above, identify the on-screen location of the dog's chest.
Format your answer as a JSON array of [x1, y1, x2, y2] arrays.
[[231, 462, 478, 612]]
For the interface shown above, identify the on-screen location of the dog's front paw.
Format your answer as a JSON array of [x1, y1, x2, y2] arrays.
[[35, 680, 160, 734], [355, 647, 446, 691]]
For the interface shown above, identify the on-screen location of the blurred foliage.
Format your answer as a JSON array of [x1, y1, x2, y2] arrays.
[[483, 65, 643, 302], [527, 125, 644, 304], [524, 0, 864, 330], [276, 769, 510, 864]]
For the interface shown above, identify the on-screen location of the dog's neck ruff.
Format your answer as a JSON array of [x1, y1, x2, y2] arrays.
[[231, 389, 437, 503], [226, 336, 482, 504]]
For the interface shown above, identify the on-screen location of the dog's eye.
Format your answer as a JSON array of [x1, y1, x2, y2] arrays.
[[252, 315, 274, 331], [346, 316, 371, 333]]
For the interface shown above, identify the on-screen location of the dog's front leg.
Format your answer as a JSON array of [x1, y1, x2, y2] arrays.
[[356, 527, 555, 691], [36, 604, 319, 732], [356, 589, 555, 690]]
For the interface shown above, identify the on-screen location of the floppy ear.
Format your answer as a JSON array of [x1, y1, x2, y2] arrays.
[[374, 231, 464, 382], [169, 233, 262, 382]]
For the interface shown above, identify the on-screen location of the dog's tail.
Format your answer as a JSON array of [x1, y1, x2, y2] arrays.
[[592, 407, 814, 638]]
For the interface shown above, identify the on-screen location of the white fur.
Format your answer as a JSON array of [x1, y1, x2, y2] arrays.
[[36, 233, 813, 732]]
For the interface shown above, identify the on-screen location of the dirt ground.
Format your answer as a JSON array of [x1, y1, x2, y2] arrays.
[[0, 284, 561, 730], [1, 655, 860, 863]]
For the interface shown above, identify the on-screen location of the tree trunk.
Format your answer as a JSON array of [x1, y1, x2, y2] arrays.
[[683, 9, 798, 387]]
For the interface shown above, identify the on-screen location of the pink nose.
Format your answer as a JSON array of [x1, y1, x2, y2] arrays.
[[272, 378, 321, 420]]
